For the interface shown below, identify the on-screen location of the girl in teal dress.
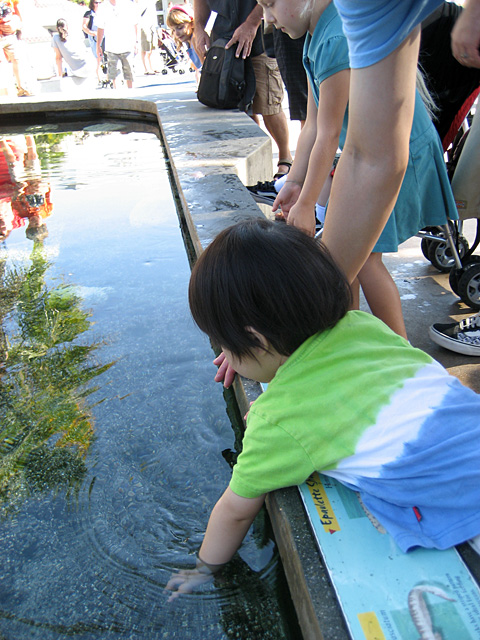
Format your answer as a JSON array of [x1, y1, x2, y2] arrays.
[[272, 0, 458, 339]]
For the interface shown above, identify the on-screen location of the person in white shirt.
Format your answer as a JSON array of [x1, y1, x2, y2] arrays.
[[95, 0, 138, 88]]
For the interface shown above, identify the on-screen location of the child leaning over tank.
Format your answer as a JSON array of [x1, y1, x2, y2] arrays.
[[166, 219, 480, 600], [166, 4, 202, 81]]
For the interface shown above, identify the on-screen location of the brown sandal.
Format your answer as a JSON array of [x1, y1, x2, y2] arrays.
[[273, 159, 292, 180]]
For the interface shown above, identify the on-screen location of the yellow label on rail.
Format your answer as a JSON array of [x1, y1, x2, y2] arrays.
[[357, 612, 386, 640], [305, 472, 341, 534]]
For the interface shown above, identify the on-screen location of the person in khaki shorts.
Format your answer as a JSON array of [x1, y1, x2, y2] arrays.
[[193, 0, 293, 180], [95, 0, 138, 89]]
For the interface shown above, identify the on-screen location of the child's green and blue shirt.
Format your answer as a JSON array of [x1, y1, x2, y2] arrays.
[[230, 311, 480, 552]]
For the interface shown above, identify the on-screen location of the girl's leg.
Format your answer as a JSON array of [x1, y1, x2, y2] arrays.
[[322, 28, 421, 284], [357, 252, 407, 339]]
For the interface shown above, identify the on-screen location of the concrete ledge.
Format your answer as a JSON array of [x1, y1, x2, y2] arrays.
[[0, 94, 338, 639]]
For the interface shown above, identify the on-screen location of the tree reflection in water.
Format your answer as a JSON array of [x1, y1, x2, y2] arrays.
[[0, 240, 113, 516]]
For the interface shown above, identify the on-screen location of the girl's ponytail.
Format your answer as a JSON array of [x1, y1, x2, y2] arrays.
[[56, 18, 68, 42]]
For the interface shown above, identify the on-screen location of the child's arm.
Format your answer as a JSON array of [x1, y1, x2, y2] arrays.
[[199, 487, 266, 565], [166, 487, 266, 600], [287, 68, 350, 237], [273, 84, 318, 218]]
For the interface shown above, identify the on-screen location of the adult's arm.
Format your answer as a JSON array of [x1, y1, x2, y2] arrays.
[[193, 0, 212, 57], [321, 27, 420, 283], [96, 27, 104, 57], [82, 15, 94, 37]]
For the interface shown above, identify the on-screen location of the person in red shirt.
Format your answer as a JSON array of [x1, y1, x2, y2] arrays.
[[0, 0, 31, 96]]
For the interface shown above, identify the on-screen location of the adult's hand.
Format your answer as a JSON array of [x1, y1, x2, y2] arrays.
[[451, 0, 480, 68], [0, 14, 21, 35], [193, 26, 210, 59], [225, 21, 257, 59]]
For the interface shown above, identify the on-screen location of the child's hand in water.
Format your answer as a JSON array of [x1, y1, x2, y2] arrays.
[[213, 352, 236, 388], [165, 567, 214, 602]]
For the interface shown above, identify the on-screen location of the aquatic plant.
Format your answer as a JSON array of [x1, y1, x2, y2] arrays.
[[0, 242, 113, 515]]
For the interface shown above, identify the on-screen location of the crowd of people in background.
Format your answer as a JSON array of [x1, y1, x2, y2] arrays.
[[0, 0, 203, 95]]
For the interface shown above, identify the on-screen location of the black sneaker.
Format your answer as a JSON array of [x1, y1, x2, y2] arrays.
[[246, 180, 277, 205], [429, 313, 480, 356]]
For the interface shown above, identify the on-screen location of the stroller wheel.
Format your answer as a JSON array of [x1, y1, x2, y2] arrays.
[[421, 238, 432, 260], [449, 267, 462, 296], [449, 255, 480, 295], [458, 262, 480, 310], [420, 226, 441, 260], [162, 69, 167, 75], [427, 233, 469, 272]]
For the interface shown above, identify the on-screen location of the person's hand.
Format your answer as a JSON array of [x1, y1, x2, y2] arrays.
[[193, 26, 210, 59], [213, 352, 236, 388], [451, 0, 480, 68], [0, 14, 20, 35], [165, 568, 214, 602], [225, 21, 257, 58], [272, 180, 302, 219], [286, 200, 316, 237]]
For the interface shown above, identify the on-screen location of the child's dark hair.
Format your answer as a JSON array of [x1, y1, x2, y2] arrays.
[[189, 218, 352, 359]]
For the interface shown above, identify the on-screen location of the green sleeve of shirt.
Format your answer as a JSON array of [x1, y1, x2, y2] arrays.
[[229, 412, 316, 499]]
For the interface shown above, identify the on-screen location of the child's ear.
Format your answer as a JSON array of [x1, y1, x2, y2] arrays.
[[245, 326, 269, 353]]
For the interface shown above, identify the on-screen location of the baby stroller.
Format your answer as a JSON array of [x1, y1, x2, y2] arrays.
[[414, 3, 480, 309], [98, 47, 113, 88], [157, 28, 190, 75], [419, 104, 480, 311]]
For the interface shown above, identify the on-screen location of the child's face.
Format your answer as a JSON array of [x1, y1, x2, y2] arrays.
[[257, 0, 311, 39], [172, 22, 192, 44], [222, 344, 287, 384]]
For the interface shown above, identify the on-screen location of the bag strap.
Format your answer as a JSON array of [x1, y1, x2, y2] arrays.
[[238, 57, 256, 112]]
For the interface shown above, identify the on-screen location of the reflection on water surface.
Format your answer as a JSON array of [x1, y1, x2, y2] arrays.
[[0, 126, 299, 639]]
